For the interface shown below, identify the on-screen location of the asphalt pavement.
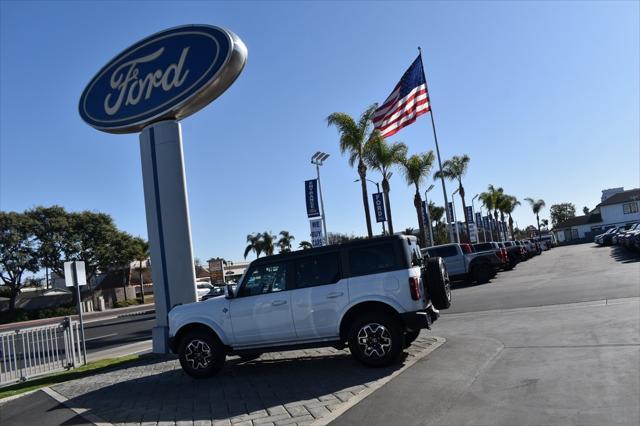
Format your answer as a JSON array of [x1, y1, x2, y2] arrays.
[[331, 243, 640, 426]]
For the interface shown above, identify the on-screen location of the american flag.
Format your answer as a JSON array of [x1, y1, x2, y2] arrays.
[[373, 55, 430, 138]]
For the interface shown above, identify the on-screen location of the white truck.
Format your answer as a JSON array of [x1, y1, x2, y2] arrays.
[[423, 243, 502, 284]]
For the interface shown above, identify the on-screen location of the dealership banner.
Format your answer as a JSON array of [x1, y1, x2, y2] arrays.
[[465, 206, 474, 223], [469, 223, 478, 243], [475, 212, 482, 227], [310, 219, 324, 247], [372, 193, 386, 223], [482, 216, 489, 230], [447, 202, 455, 223], [305, 179, 320, 218]]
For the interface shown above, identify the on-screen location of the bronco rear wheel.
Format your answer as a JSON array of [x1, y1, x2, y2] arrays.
[[348, 312, 402, 367]]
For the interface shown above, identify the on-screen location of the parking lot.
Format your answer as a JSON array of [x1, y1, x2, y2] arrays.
[[1, 243, 638, 426]]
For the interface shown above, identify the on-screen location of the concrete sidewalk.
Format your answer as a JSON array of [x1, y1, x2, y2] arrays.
[[1, 334, 442, 426]]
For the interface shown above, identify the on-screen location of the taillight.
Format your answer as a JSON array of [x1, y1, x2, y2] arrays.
[[501, 248, 508, 260], [409, 277, 421, 300], [520, 247, 525, 255]]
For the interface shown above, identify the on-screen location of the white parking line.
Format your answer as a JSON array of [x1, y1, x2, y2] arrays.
[[85, 333, 117, 341]]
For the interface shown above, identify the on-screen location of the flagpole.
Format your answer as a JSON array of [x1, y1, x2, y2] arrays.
[[418, 47, 454, 243]]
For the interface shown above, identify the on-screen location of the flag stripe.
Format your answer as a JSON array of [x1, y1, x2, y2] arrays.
[[373, 55, 428, 138]]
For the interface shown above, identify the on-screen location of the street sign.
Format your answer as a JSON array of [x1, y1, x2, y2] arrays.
[[209, 259, 225, 284], [79, 25, 247, 134], [305, 179, 320, 218], [64, 261, 87, 287], [372, 193, 386, 223], [310, 219, 324, 247]]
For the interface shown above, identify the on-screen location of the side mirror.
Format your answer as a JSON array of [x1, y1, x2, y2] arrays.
[[225, 283, 235, 299]]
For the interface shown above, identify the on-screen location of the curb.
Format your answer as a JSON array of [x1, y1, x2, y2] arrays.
[[311, 336, 446, 426]]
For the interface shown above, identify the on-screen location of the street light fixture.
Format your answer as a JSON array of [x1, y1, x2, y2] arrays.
[[451, 188, 461, 243], [424, 184, 435, 247], [311, 152, 329, 244], [354, 178, 385, 235]]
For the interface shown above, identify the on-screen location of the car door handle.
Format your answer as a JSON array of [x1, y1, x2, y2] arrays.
[[327, 292, 344, 299], [271, 300, 287, 306]]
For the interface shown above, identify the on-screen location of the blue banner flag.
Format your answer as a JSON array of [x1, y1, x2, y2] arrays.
[[447, 202, 455, 223], [372, 193, 386, 223], [305, 179, 320, 218], [475, 212, 482, 226], [465, 206, 474, 223]]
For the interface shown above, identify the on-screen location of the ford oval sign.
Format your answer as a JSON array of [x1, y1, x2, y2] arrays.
[[79, 25, 247, 134]]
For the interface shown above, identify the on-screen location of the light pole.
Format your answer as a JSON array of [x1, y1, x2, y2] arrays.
[[355, 178, 386, 235], [311, 152, 329, 245], [424, 184, 435, 247], [452, 188, 461, 243]]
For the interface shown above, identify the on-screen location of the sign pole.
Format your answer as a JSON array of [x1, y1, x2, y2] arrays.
[[418, 47, 453, 244], [140, 120, 197, 353], [316, 163, 328, 245], [71, 262, 87, 365]]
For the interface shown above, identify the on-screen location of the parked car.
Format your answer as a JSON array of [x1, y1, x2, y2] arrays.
[[595, 227, 618, 245], [618, 223, 640, 248], [196, 281, 214, 301], [473, 242, 513, 270], [169, 235, 451, 378], [423, 243, 502, 284], [501, 241, 525, 268], [539, 234, 557, 248]]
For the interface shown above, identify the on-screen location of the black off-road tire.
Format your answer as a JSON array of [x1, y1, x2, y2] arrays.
[[425, 257, 451, 309], [178, 329, 226, 379], [347, 312, 403, 367], [404, 330, 420, 348]]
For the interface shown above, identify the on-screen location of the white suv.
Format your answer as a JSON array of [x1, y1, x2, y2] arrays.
[[168, 235, 451, 378]]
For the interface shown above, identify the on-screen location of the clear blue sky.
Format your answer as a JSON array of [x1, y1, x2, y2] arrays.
[[1, 1, 638, 262]]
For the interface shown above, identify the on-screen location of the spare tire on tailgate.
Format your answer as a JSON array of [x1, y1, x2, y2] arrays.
[[425, 257, 451, 309]]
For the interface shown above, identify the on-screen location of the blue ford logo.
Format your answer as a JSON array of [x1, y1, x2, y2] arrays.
[[79, 25, 247, 134]]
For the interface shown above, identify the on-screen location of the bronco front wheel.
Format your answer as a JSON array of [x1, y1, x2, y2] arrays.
[[178, 329, 226, 378]]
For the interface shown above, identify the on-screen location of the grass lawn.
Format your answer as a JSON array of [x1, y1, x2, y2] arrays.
[[0, 354, 141, 400]]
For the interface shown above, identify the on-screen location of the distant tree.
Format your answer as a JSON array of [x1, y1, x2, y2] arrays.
[[364, 138, 408, 234], [277, 231, 295, 253], [0, 212, 39, 311], [525, 198, 546, 238], [541, 219, 549, 230], [260, 232, 277, 256], [298, 241, 313, 250], [400, 151, 436, 247], [131, 237, 149, 303], [26, 206, 68, 289], [428, 202, 445, 225], [434, 154, 472, 241], [479, 185, 504, 241], [550, 203, 576, 228], [582, 206, 590, 215], [244, 233, 263, 259], [501, 195, 520, 240], [327, 104, 381, 238], [327, 232, 362, 245]]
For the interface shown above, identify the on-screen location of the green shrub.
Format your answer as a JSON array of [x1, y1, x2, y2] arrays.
[[113, 299, 140, 308]]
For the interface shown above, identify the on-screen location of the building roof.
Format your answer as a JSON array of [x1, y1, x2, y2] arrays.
[[597, 188, 640, 207], [555, 213, 602, 229]]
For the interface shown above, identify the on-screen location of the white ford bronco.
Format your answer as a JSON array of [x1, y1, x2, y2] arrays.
[[168, 235, 451, 378]]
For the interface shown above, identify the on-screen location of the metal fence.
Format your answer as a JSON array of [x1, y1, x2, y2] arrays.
[[0, 318, 84, 386]]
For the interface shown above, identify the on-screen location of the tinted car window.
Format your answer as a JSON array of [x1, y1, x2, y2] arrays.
[[474, 243, 495, 251], [349, 243, 399, 277], [295, 252, 341, 288], [426, 245, 458, 258], [239, 263, 288, 297]]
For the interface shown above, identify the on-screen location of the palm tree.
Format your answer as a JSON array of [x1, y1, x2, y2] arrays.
[[525, 198, 546, 238], [298, 241, 313, 250], [244, 233, 262, 259], [500, 195, 520, 240], [327, 104, 380, 238], [277, 231, 295, 253], [400, 151, 436, 246], [541, 219, 549, 230], [364, 138, 407, 235], [260, 232, 277, 256], [434, 155, 471, 241], [479, 185, 504, 241], [131, 237, 149, 303]]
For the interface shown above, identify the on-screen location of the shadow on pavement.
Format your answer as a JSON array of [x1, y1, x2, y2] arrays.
[[54, 350, 411, 424], [610, 246, 640, 264]]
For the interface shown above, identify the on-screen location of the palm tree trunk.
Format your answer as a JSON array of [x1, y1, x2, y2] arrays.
[[508, 214, 514, 240], [382, 177, 394, 235], [536, 214, 541, 238], [359, 161, 373, 238], [414, 185, 426, 247], [494, 210, 500, 241], [459, 183, 471, 243]]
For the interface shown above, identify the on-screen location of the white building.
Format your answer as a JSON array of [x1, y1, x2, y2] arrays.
[[555, 188, 640, 243]]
